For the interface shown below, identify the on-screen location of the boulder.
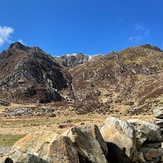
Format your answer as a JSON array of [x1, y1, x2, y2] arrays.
[[100, 117, 137, 162], [128, 119, 162, 149], [153, 106, 163, 118], [9, 131, 79, 163], [79, 124, 108, 156], [143, 142, 161, 149], [138, 147, 159, 161], [63, 126, 108, 163]]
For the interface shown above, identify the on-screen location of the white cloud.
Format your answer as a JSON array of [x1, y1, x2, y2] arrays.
[[0, 26, 14, 46]]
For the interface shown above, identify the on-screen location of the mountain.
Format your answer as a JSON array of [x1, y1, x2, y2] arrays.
[[0, 42, 163, 115], [53, 53, 103, 68], [70, 44, 163, 114], [0, 42, 73, 103]]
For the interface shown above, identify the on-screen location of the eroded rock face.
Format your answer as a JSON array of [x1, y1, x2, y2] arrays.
[[100, 117, 137, 162], [9, 131, 79, 163], [63, 126, 108, 163]]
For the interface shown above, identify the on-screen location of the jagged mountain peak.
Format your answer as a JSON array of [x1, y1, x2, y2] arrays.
[[8, 42, 45, 53], [54, 53, 103, 68], [8, 42, 29, 51]]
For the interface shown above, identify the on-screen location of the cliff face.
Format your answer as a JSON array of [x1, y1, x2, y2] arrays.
[[0, 42, 72, 103]]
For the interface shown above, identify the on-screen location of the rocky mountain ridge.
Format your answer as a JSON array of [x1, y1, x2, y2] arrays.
[[0, 42, 163, 116], [53, 53, 103, 68]]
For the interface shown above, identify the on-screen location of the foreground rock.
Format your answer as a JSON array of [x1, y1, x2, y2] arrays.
[[79, 124, 108, 156], [3, 116, 163, 163], [128, 119, 162, 149], [8, 131, 79, 163], [63, 125, 108, 163], [153, 106, 163, 133], [100, 117, 137, 162]]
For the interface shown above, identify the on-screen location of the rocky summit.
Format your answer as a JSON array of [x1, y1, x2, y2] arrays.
[[0, 42, 73, 104], [1, 42, 163, 115]]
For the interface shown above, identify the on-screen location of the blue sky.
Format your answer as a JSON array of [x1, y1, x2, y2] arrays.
[[0, 0, 163, 56]]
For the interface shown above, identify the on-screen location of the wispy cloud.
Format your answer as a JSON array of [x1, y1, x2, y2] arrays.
[[129, 23, 150, 43], [134, 23, 144, 31], [0, 26, 14, 46], [129, 36, 142, 43]]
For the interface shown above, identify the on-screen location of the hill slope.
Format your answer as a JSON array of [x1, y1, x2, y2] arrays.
[[70, 44, 163, 114]]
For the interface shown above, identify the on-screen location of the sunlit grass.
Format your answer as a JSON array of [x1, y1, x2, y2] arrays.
[[0, 134, 25, 146]]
